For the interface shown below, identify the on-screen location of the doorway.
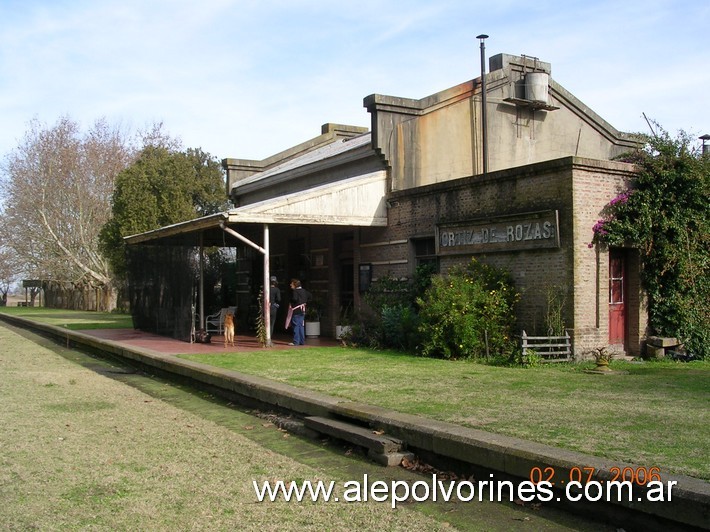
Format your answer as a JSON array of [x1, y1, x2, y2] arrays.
[[608, 248, 627, 348]]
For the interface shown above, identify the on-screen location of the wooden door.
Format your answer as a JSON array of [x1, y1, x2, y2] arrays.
[[609, 249, 626, 346]]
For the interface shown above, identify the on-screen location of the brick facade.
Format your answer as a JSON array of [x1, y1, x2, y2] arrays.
[[243, 155, 646, 357]]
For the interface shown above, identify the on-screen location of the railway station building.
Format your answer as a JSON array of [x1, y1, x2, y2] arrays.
[[126, 52, 647, 357]]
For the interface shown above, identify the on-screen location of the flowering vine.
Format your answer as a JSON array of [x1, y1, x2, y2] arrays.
[[587, 128, 709, 359], [588, 191, 632, 248]]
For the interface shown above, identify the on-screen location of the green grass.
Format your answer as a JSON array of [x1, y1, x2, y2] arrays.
[[0, 306, 133, 329], [180, 347, 710, 480], [1, 319, 460, 531], [3, 307, 707, 481]]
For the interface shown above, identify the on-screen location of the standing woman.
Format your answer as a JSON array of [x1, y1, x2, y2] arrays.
[[288, 279, 310, 346]]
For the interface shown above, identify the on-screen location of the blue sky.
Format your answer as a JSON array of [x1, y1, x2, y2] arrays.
[[1, 0, 708, 162]]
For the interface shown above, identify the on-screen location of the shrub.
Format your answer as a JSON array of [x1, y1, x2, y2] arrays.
[[343, 312, 383, 349], [381, 304, 421, 351], [416, 258, 519, 360], [353, 264, 434, 350], [544, 285, 567, 336], [512, 348, 542, 368], [363, 275, 411, 315]]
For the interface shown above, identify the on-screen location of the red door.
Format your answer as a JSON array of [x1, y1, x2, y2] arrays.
[[609, 249, 626, 346]]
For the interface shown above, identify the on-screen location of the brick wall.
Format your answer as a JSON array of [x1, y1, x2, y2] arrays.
[[366, 156, 645, 356], [262, 156, 646, 354], [570, 159, 644, 356]]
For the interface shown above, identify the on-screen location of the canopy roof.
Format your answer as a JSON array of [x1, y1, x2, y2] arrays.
[[124, 170, 388, 247]]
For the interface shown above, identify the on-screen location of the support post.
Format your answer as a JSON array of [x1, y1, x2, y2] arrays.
[[264, 224, 272, 347], [220, 222, 271, 346], [199, 234, 205, 330]]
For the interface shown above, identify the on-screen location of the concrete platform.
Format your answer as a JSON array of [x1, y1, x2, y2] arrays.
[[81, 327, 340, 355], [1, 312, 708, 531]]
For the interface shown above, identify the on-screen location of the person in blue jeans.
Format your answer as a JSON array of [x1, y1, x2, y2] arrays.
[[288, 278, 311, 345]]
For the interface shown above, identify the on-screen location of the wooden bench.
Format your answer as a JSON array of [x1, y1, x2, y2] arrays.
[[521, 330, 571, 362]]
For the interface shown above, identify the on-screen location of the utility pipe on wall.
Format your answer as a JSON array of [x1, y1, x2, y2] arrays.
[[476, 34, 489, 176]]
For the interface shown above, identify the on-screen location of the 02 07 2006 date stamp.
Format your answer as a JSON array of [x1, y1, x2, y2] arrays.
[[528, 466, 678, 503], [529, 465, 663, 486]]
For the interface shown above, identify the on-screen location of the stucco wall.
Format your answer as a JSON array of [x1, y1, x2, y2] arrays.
[[365, 53, 638, 193]]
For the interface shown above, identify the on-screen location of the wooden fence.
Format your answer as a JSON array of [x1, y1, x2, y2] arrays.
[[520, 330, 572, 362]]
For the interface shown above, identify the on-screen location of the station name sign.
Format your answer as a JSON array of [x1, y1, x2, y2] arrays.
[[436, 210, 560, 255]]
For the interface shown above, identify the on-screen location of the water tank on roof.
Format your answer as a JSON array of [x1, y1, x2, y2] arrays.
[[525, 72, 549, 104]]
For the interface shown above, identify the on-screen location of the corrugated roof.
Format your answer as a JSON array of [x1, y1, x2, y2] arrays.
[[234, 132, 372, 189]]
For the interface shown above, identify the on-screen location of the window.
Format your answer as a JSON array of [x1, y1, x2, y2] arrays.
[[412, 237, 439, 272], [358, 263, 372, 292]]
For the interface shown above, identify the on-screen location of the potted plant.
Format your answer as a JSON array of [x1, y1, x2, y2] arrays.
[[591, 347, 614, 371], [336, 303, 353, 340], [305, 301, 321, 338]]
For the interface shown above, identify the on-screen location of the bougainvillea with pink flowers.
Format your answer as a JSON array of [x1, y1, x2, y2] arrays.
[[590, 128, 709, 358]]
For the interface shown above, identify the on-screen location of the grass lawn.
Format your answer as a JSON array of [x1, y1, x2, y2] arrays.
[[1, 319, 456, 531], [179, 347, 710, 481], [3, 307, 707, 481], [0, 306, 133, 330]]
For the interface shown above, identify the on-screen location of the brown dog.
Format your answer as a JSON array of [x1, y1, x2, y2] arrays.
[[223, 312, 235, 348]]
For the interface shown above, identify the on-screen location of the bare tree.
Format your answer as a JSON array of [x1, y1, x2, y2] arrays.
[[0, 116, 134, 292], [0, 246, 20, 305]]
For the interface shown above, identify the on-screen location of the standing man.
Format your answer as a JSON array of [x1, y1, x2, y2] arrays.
[[269, 276, 281, 338], [288, 278, 310, 346]]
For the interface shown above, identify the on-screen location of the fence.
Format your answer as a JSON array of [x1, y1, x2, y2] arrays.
[[520, 330, 571, 362]]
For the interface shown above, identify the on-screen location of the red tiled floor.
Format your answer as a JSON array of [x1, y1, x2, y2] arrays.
[[80, 328, 340, 355]]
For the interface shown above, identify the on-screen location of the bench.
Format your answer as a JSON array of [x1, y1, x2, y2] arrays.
[[645, 336, 680, 359], [521, 330, 571, 362]]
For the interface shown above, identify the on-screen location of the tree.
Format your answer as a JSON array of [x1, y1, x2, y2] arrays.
[[99, 145, 227, 278], [0, 117, 133, 288], [592, 128, 710, 358], [0, 246, 20, 305]]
